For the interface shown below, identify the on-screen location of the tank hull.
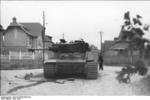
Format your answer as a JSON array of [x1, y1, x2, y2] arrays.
[[44, 60, 86, 77], [44, 59, 98, 79]]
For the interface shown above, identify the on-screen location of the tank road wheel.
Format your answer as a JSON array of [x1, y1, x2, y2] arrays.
[[44, 63, 56, 78], [86, 62, 98, 79]]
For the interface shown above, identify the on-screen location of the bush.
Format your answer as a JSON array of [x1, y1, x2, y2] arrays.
[[134, 60, 148, 76], [138, 67, 148, 76]]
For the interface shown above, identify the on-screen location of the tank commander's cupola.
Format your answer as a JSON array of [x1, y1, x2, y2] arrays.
[[60, 39, 66, 43]]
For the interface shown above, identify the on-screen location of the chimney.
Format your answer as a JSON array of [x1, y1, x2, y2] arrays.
[[12, 17, 17, 23]]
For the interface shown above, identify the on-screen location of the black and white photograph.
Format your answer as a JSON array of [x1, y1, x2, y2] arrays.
[[0, 0, 150, 97]]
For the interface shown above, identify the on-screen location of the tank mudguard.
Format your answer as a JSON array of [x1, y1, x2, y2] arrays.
[[85, 51, 96, 62]]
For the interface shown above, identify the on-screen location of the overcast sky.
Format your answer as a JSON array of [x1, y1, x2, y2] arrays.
[[1, 1, 150, 49]]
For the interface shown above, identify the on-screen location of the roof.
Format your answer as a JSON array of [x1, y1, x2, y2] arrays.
[[110, 42, 129, 50], [5, 23, 34, 37], [44, 35, 52, 42], [5, 17, 43, 37], [0, 24, 5, 31], [103, 40, 116, 50], [20, 23, 43, 37]]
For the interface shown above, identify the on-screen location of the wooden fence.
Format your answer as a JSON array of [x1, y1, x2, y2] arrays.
[[103, 55, 150, 65], [0, 51, 53, 61], [0, 51, 54, 70], [1, 51, 36, 60], [1, 51, 43, 70]]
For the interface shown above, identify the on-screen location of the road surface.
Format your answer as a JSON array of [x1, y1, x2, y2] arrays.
[[1, 66, 150, 95]]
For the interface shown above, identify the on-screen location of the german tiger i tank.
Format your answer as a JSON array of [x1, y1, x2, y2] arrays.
[[44, 40, 99, 79]]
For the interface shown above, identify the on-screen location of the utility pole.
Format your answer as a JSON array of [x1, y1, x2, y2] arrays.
[[99, 31, 103, 53], [42, 11, 46, 64], [62, 33, 64, 40]]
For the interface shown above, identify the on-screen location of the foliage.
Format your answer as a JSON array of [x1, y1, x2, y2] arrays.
[[119, 11, 149, 42], [118, 11, 150, 58], [134, 60, 148, 76], [90, 44, 98, 50]]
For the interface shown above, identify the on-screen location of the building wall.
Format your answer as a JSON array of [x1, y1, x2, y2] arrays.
[[4, 27, 28, 47], [0, 31, 4, 46], [32, 38, 37, 48], [36, 36, 43, 49], [103, 49, 143, 65], [45, 42, 53, 49], [0, 30, 5, 53], [0, 32, 3, 42], [3, 27, 33, 52]]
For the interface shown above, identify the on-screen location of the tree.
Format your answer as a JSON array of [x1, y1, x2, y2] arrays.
[[118, 11, 150, 63], [90, 44, 98, 50]]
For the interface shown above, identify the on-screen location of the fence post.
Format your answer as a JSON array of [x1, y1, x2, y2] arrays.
[[32, 52, 35, 60], [9, 51, 11, 60], [19, 50, 21, 60]]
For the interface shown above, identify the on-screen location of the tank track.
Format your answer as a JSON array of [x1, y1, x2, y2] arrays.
[[86, 62, 98, 79], [44, 63, 56, 78]]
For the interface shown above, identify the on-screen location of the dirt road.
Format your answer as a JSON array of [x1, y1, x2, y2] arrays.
[[1, 66, 150, 95]]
